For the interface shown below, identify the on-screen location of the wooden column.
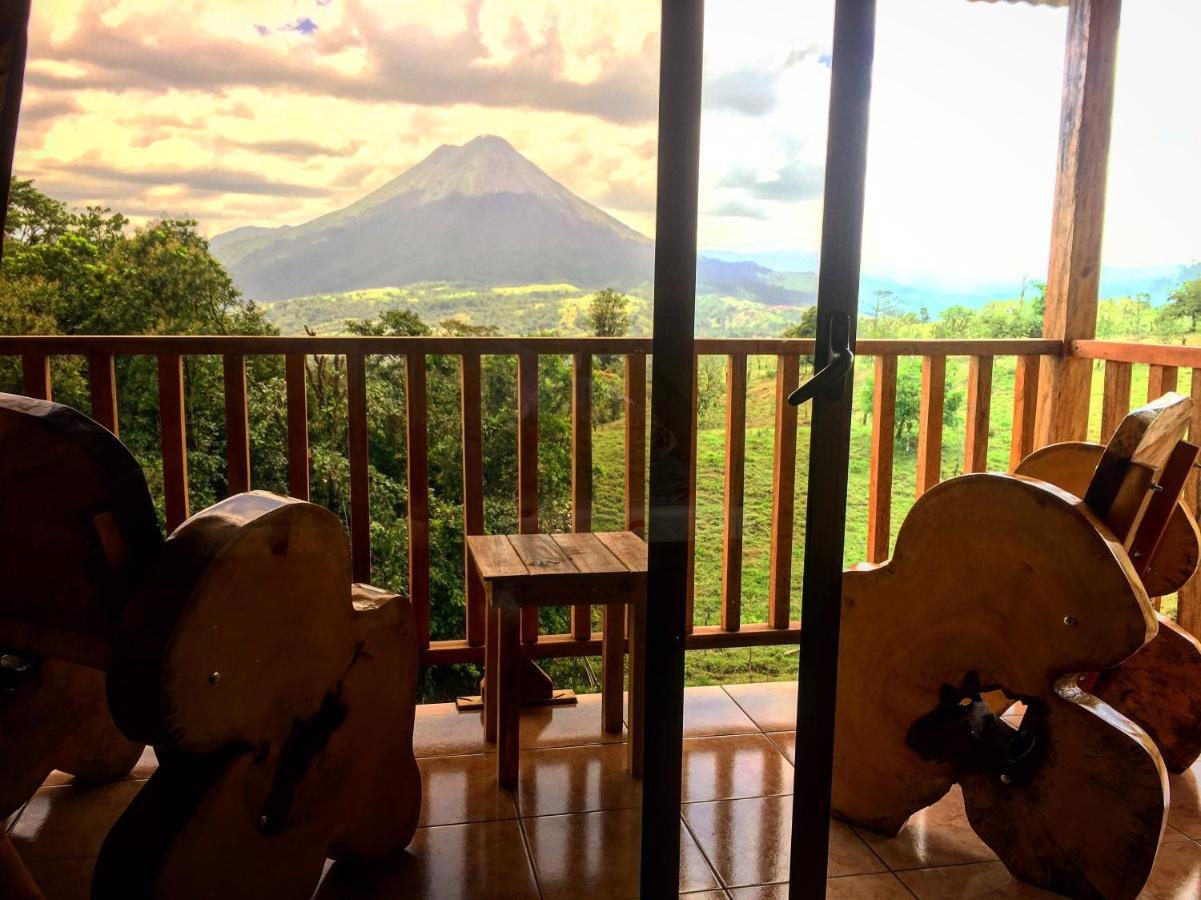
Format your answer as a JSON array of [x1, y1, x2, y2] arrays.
[[1100, 359, 1132, 443], [223, 354, 251, 495], [285, 354, 310, 500], [20, 354, 49, 400], [517, 351, 539, 643], [88, 353, 119, 435], [1010, 355, 1040, 470], [462, 354, 486, 648], [0, 0, 31, 255], [157, 355, 189, 532], [768, 354, 800, 628], [625, 354, 647, 537], [406, 352, 431, 648], [346, 353, 370, 583], [916, 356, 945, 495], [1034, 0, 1123, 447], [640, 0, 704, 892], [721, 353, 747, 632], [867, 355, 896, 562], [964, 356, 993, 473]]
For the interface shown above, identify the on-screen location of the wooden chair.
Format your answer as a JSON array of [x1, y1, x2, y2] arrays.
[[833, 394, 1201, 900]]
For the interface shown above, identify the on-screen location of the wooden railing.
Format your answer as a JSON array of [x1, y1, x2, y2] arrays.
[[1, 334, 1062, 666]]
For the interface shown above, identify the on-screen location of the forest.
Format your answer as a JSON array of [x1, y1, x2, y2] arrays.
[[3, 180, 1199, 698]]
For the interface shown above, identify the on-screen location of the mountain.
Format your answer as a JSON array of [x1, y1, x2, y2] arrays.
[[212, 136, 814, 307], [212, 136, 659, 301]]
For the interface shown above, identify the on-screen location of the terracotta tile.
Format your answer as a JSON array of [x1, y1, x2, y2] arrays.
[[1163, 825, 1193, 843], [414, 703, 492, 759], [682, 734, 792, 803], [520, 693, 625, 750], [682, 686, 759, 738], [729, 873, 911, 899], [25, 857, 96, 900], [1139, 838, 1201, 899], [766, 731, 796, 765], [313, 820, 538, 900], [417, 754, 516, 827], [515, 743, 641, 817], [681, 893, 730, 899], [723, 681, 798, 733], [682, 796, 885, 887], [1168, 759, 1201, 839], [855, 785, 996, 870], [897, 861, 1062, 898], [11, 781, 143, 862], [524, 807, 719, 899]]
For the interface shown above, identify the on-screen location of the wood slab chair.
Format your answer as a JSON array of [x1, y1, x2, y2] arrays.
[[833, 394, 1201, 900]]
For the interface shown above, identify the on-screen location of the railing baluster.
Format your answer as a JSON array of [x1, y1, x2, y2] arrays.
[[517, 350, 539, 643], [223, 353, 250, 495], [625, 353, 647, 536], [721, 353, 747, 632], [21, 354, 50, 400], [916, 355, 945, 496], [768, 354, 800, 628], [1147, 364, 1179, 402], [406, 352, 431, 648], [87, 353, 118, 435], [571, 352, 593, 641], [156, 354, 189, 532], [285, 353, 310, 500], [1010, 355, 1040, 470], [685, 355, 699, 634], [1179, 367, 1201, 638], [964, 355, 993, 473], [1100, 359, 1132, 443], [867, 355, 897, 563], [346, 352, 370, 583], [461, 353, 486, 648]]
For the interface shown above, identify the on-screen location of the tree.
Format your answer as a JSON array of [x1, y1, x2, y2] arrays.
[[1167, 277, 1201, 333], [585, 288, 630, 337], [781, 305, 817, 338], [866, 289, 902, 335]]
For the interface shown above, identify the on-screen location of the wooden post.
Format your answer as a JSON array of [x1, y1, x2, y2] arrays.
[[1146, 364, 1178, 402], [640, 0, 704, 892], [571, 353, 593, 641], [222, 354, 251, 495], [462, 354, 486, 648], [1034, 0, 1123, 447], [88, 353, 119, 435], [346, 353, 370, 583], [768, 354, 800, 628], [867, 355, 896, 563], [916, 356, 946, 495], [1010, 354, 1040, 470], [1100, 359, 1132, 443], [685, 355, 699, 634], [1178, 368, 1201, 638], [157, 355, 189, 532], [285, 354, 310, 500], [0, 0, 31, 257], [789, 0, 876, 894], [406, 352, 431, 649], [625, 354, 647, 537], [964, 356, 993, 473], [721, 353, 747, 632], [20, 354, 50, 400], [517, 351, 539, 644]]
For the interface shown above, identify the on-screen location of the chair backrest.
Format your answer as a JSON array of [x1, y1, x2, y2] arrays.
[[0, 393, 161, 667]]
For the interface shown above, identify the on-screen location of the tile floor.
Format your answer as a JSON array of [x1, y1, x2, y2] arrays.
[[8, 682, 1201, 899]]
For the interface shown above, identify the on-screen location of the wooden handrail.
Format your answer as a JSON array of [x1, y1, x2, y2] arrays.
[[1072, 339, 1201, 368]]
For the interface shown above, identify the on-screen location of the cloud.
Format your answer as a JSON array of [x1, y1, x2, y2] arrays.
[[704, 70, 777, 116], [719, 158, 823, 202], [708, 199, 767, 220], [17, 97, 80, 124], [27, 3, 660, 124], [224, 138, 361, 158], [55, 162, 330, 198]]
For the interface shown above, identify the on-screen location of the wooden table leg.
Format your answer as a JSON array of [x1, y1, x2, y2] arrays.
[[602, 602, 625, 734], [627, 591, 647, 777], [497, 604, 521, 789], [484, 603, 499, 743]]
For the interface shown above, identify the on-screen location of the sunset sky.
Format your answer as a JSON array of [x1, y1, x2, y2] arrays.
[[14, 0, 1200, 290]]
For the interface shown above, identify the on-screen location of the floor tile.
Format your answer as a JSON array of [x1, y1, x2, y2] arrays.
[[682, 734, 792, 803], [417, 754, 517, 827], [723, 681, 798, 733], [24, 857, 96, 900], [897, 861, 1062, 898], [682, 686, 759, 738], [414, 703, 492, 759], [1139, 838, 1201, 899], [10, 781, 143, 862], [682, 795, 885, 887], [855, 785, 996, 871], [766, 732, 796, 765], [516, 742, 641, 817], [524, 807, 719, 899], [729, 873, 911, 899], [1168, 758, 1201, 839], [314, 820, 539, 900], [681, 892, 730, 899], [519, 693, 625, 750]]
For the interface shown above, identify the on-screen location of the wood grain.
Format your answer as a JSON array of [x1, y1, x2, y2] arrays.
[[517, 351, 538, 643], [222, 354, 250, 495], [685, 355, 699, 633], [461, 354, 486, 648], [915, 356, 945, 496], [406, 353, 431, 648], [867, 355, 896, 562], [625, 354, 647, 537], [346, 353, 370, 582], [571, 352, 593, 640], [721, 353, 747, 631], [157, 354, 189, 532], [87, 352, 119, 435], [768, 354, 800, 627], [1101, 360, 1132, 444], [1147, 365, 1179, 403], [1179, 366, 1201, 637], [21, 354, 50, 400], [1010, 354, 1040, 471], [964, 356, 993, 473]]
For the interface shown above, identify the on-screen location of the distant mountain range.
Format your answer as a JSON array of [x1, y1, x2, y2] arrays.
[[212, 135, 811, 306]]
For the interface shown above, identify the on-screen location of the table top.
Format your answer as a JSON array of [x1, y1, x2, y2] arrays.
[[466, 532, 647, 584]]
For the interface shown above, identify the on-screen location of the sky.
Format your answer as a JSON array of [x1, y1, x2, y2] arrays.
[[13, 0, 1201, 291]]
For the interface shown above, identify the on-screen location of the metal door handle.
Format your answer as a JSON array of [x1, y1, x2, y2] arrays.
[[788, 312, 854, 406]]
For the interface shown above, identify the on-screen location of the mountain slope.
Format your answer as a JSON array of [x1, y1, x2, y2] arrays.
[[212, 136, 657, 301]]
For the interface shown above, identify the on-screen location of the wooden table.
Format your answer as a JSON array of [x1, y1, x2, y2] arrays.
[[466, 532, 647, 788]]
